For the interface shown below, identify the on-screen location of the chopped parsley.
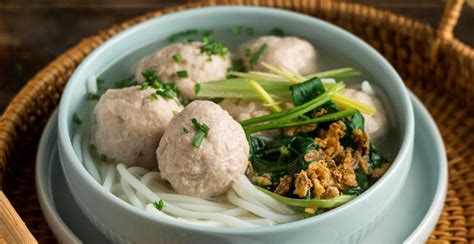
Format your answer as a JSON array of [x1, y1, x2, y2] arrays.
[[87, 93, 100, 101], [183, 127, 189, 134], [172, 54, 182, 63], [150, 93, 159, 100], [177, 70, 189, 78], [244, 48, 252, 57], [72, 113, 82, 126], [156, 86, 177, 99], [270, 28, 285, 36], [250, 43, 268, 69], [140, 82, 149, 90], [153, 200, 164, 211], [168, 29, 199, 42], [89, 144, 97, 151], [99, 154, 108, 162], [191, 118, 209, 149], [200, 41, 229, 57], [232, 26, 254, 35], [142, 70, 159, 82], [194, 83, 201, 95]]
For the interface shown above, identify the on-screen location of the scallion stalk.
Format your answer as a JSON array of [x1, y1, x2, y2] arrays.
[[248, 80, 283, 112]]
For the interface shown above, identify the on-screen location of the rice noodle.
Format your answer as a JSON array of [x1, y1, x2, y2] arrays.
[[78, 125, 302, 228], [227, 190, 301, 224], [87, 75, 98, 94], [81, 131, 101, 182]]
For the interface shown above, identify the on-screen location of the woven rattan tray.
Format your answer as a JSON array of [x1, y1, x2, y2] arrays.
[[0, 0, 472, 243]]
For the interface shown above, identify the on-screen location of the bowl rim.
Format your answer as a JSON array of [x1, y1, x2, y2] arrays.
[[58, 5, 415, 235]]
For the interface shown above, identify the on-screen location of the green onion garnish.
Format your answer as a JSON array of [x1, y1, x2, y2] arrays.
[[270, 28, 284, 36], [191, 118, 209, 149], [200, 41, 229, 57], [183, 128, 189, 134], [153, 200, 164, 211], [72, 113, 82, 126], [87, 93, 100, 101], [168, 29, 198, 42], [177, 71, 188, 78], [100, 154, 108, 162], [140, 82, 149, 90], [250, 43, 268, 69], [89, 144, 97, 151], [150, 93, 159, 101], [172, 54, 182, 63], [194, 83, 201, 95]]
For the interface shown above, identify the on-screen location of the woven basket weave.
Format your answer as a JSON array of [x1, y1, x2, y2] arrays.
[[0, 0, 472, 243]]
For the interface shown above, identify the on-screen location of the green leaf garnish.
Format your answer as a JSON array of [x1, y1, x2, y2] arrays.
[[153, 200, 164, 211], [72, 113, 82, 126], [250, 43, 268, 69], [177, 70, 189, 78], [191, 118, 209, 149], [270, 28, 284, 36], [172, 54, 182, 63], [194, 83, 201, 95]]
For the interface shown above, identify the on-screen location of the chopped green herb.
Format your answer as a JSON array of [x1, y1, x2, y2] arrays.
[[177, 70, 189, 78], [156, 84, 178, 99], [270, 28, 284, 36], [72, 113, 82, 126], [232, 26, 242, 34], [150, 80, 161, 89], [150, 93, 159, 100], [89, 144, 97, 151], [194, 83, 201, 95], [200, 41, 229, 57], [140, 82, 149, 90], [250, 43, 268, 69], [227, 59, 245, 74], [168, 29, 198, 42], [244, 48, 252, 57], [100, 154, 108, 162], [142, 70, 159, 82], [201, 30, 213, 37], [191, 118, 209, 149], [87, 93, 100, 101], [172, 54, 182, 63], [153, 200, 164, 211], [180, 97, 189, 106], [183, 128, 189, 134], [201, 36, 211, 44], [245, 26, 254, 35]]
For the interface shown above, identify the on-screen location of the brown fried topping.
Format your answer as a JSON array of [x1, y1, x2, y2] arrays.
[[354, 150, 369, 174], [304, 207, 317, 215], [304, 149, 325, 162], [353, 128, 370, 155], [251, 174, 272, 187], [319, 122, 346, 158], [313, 108, 328, 118], [371, 163, 391, 178], [321, 186, 340, 199], [294, 170, 313, 198], [274, 175, 293, 196], [284, 124, 318, 136]]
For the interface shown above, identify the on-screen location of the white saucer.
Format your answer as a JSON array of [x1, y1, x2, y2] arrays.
[[35, 93, 447, 243]]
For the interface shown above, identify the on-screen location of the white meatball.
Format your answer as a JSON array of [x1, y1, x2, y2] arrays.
[[342, 88, 388, 141], [94, 86, 183, 169], [135, 42, 231, 99], [157, 101, 249, 198], [219, 98, 271, 122], [240, 36, 317, 74]]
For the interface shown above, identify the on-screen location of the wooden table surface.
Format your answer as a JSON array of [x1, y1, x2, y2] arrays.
[[0, 0, 473, 113]]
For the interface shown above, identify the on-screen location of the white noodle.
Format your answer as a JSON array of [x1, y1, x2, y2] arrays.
[[238, 218, 274, 226], [235, 175, 294, 214], [87, 75, 98, 94], [227, 190, 301, 224], [361, 81, 375, 95], [120, 177, 144, 209], [102, 163, 115, 191], [220, 208, 249, 217], [155, 193, 231, 208], [232, 182, 272, 211], [81, 131, 101, 182], [177, 218, 225, 227], [172, 203, 231, 212]]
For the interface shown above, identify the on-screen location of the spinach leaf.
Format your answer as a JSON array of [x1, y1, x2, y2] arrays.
[[342, 171, 368, 195], [290, 77, 325, 106], [248, 135, 272, 157], [340, 111, 365, 148], [368, 144, 387, 169]]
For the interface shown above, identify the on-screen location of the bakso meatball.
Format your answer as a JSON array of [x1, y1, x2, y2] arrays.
[[219, 98, 271, 121], [157, 100, 249, 198], [240, 36, 317, 74], [94, 86, 183, 169], [342, 88, 388, 141], [135, 42, 231, 99]]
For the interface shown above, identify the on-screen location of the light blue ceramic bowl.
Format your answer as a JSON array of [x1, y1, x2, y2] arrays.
[[58, 6, 415, 243]]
